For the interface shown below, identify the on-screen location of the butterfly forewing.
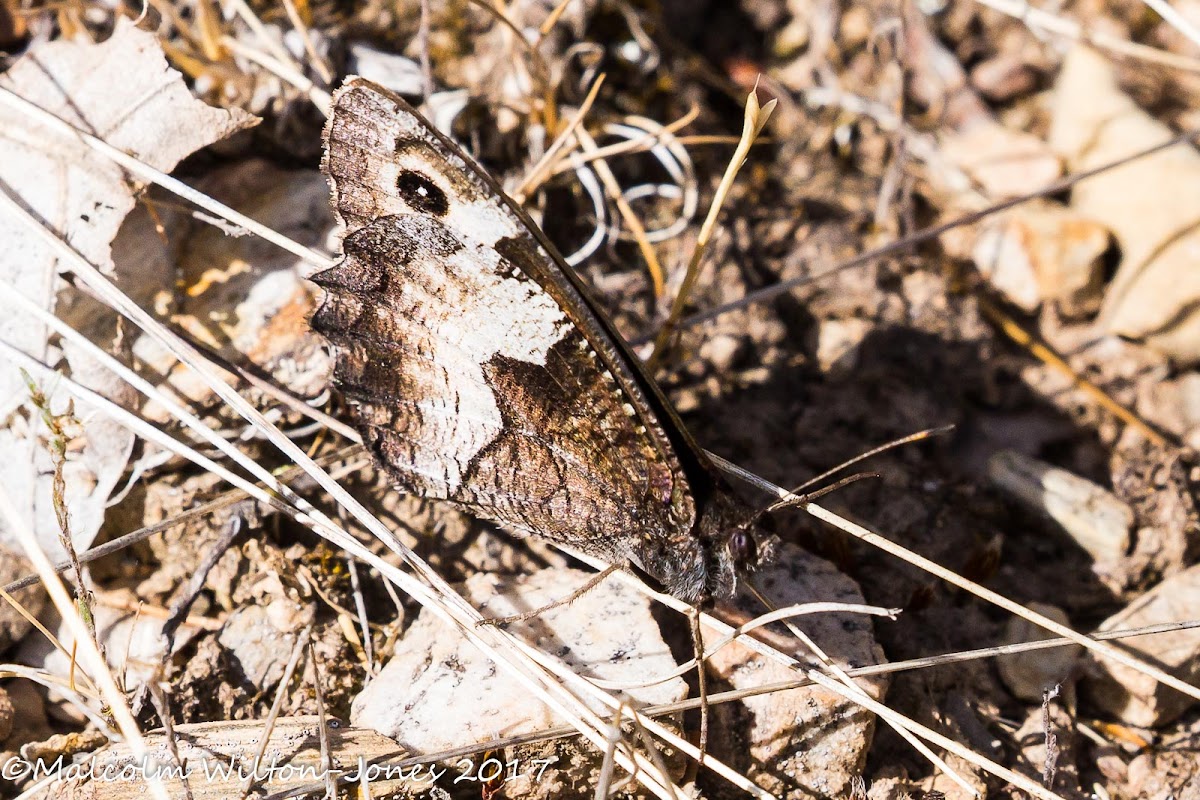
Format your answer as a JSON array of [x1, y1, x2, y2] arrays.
[[314, 78, 733, 588]]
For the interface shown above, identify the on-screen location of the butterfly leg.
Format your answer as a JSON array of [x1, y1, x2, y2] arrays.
[[690, 608, 709, 767], [475, 561, 628, 626]]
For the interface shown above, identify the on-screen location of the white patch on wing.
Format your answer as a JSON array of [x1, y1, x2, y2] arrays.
[[380, 237, 572, 494]]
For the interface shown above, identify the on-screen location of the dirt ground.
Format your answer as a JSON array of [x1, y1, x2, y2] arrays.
[[1, 0, 1199, 798]]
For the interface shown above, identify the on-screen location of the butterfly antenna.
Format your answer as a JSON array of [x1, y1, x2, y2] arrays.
[[739, 424, 956, 528], [763, 471, 879, 513], [795, 424, 955, 496]]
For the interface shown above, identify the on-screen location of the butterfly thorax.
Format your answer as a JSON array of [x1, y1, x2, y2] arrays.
[[636, 485, 765, 605]]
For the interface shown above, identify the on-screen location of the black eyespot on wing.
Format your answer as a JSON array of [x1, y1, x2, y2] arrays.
[[396, 170, 450, 217]]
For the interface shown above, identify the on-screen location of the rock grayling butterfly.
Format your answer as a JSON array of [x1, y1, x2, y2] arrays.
[[311, 77, 767, 605]]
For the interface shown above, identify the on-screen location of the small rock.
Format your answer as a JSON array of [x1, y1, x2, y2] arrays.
[[353, 568, 688, 798], [20, 729, 107, 764], [972, 202, 1110, 315], [1085, 563, 1200, 726], [1126, 749, 1200, 800], [838, 5, 873, 50], [699, 332, 745, 373], [970, 54, 1039, 103], [927, 755, 989, 799], [1137, 372, 1200, 447], [0, 546, 44, 653], [218, 601, 314, 691], [707, 544, 888, 800], [866, 769, 913, 800], [996, 602, 1083, 703], [816, 318, 870, 375], [1, 678, 50, 746], [347, 42, 425, 96], [987, 450, 1133, 565]]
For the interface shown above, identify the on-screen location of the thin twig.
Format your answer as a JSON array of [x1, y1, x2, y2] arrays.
[[979, 299, 1169, 447], [0, 485, 171, 800], [573, 126, 666, 298], [972, 0, 1200, 73]]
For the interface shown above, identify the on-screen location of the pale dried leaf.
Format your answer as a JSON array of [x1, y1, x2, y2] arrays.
[[19, 591, 203, 695], [0, 19, 256, 558], [1050, 45, 1200, 364]]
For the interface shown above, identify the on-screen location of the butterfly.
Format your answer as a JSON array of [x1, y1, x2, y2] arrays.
[[311, 77, 766, 605]]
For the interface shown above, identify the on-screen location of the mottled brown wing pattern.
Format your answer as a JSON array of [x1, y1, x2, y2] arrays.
[[314, 78, 717, 577], [312, 214, 679, 557]]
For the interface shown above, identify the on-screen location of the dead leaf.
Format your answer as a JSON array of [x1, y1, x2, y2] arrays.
[[19, 589, 203, 702], [1050, 45, 1200, 364], [0, 19, 256, 559]]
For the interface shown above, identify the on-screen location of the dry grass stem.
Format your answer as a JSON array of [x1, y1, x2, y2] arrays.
[[797, 500, 1200, 703], [971, 0, 1200, 72], [224, 0, 304, 80], [980, 300, 1170, 446], [538, 0, 579, 39], [514, 71, 607, 202], [279, 0, 332, 85], [573, 126, 667, 297], [461, 0, 553, 122], [0, 484, 170, 800], [219, 34, 332, 115], [1141, 0, 1200, 50], [590, 601, 896, 690], [547, 105, 699, 178], [649, 85, 776, 365]]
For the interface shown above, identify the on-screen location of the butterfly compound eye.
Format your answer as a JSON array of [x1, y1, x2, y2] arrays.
[[729, 528, 756, 567], [395, 169, 449, 216]]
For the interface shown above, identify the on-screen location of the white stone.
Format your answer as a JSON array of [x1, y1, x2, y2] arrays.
[[987, 449, 1132, 565], [997, 602, 1084, 703], [706, 544, 887, 799], [1086, 564, 1200, 726], [353, 568, 688, 751]]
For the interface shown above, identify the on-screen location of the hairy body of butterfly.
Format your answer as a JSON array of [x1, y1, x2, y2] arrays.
[[312, 78, 766, 604]]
